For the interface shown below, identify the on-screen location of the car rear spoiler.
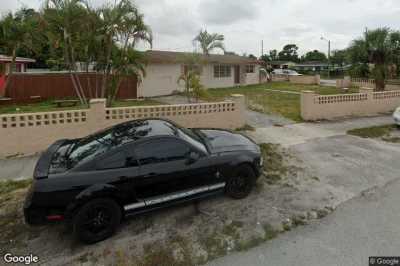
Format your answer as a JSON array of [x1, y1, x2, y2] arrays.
[[33, 139, 69, 179]]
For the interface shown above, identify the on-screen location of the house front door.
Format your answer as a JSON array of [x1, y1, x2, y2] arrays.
[[234, 65, 240, 84]]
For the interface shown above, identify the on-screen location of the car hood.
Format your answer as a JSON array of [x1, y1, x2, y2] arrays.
[[196, 129, 259, 154]]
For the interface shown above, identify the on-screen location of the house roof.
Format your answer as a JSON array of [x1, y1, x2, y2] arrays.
[[295, 61, 328, 67], [144, 50, 259, 65], [0, 55, 36, 63], [267, 61, 296, 65]]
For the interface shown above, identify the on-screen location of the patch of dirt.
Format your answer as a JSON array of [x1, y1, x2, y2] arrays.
[[1, 144, 340, 266]]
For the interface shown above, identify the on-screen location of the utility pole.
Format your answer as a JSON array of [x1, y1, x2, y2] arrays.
[[321, 36, 331, 79], [328, 40, 331, 79], [261, 40, 264, 57]]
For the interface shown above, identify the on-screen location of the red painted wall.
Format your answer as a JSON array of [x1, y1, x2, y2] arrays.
[[0, 75, 5, 97]]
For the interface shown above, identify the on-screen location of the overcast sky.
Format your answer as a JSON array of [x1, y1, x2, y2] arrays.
[[2, 0, 400, 56]]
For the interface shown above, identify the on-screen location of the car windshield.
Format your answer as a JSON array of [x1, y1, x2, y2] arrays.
[[163, 123, 208, 154], [177, 128, 208, 154]]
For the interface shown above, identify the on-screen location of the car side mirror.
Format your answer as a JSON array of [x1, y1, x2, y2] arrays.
[[186, 151, 200, 165]]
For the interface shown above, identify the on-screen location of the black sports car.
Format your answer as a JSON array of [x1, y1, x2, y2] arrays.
[[24, 119, 262, 243]]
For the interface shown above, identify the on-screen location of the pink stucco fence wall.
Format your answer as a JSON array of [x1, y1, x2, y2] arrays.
[[0, 95, 245, 158], [336, 77, 400, 90], [301, 88, 400, 121]]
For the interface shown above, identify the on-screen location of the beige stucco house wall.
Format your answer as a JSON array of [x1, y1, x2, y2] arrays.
[[245, 65, 261, 85], [138, 51, 261, 98], [138, 63, 184, 97]]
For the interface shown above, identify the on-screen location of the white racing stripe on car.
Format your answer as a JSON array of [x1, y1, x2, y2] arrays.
[[124, 182, 226, 211], [124, 201, 146, 211]]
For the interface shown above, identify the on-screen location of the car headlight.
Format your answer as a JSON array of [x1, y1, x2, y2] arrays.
[[259, 156, 264, 166]]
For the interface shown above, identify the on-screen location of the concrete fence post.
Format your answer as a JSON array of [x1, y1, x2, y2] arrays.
[[301, 90, 316, 121], [337, 76, 351, 89], [359, 87, 374, 101], [231, 94, 246, 128], [88, 98, 107, 131], [315, 74, 321, 85], [359, 87, 375, 115], [359, 87, 374, 98]]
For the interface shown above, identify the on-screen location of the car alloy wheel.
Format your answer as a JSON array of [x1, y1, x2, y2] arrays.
[[226, 165, 255, 199], [73, 198, 121, 244]]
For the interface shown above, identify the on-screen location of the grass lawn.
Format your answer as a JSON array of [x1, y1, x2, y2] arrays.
[[347, 124, 400, 143], [0, 99, 163, 115], [110, 99, 163, 108], [201, 82, 359, 122]]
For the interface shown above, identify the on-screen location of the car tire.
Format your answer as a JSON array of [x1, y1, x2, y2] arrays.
[[73, 198, 121, 244], [225, 164, 256, 199]]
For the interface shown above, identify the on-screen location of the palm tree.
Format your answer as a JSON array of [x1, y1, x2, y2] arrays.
[[194, 29, 225, 55], [43, 0, 89, 105], [0, 9, 39, 94], [107, 48, 147, 104], [97, 0, 152, 105], [348, 28, 400, 91], [177, 53, 203, 102]]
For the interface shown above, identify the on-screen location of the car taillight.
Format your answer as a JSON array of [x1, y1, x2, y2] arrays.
[[46, 215, 64, 221]]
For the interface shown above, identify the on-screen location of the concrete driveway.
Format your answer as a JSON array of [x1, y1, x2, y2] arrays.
[[0, 155, 38, 180], [208, 177, 400, 266], [207, 114, 400, 266], [247, 115, 393, 147]]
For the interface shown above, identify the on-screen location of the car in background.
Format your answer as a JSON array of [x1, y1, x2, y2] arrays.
[[272, 69, 302, 76], [24, 119, 263, 244], [393, 107, 400, 125]]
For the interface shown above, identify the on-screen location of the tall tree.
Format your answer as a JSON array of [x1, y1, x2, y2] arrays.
[[348, 28, 400, 90], [0, 8, 41, 93], [301, 50, 327, 62], [269, 49, 278, 61], [96, 0, 152, 105], [43, 0, 152, 106], [44, 0, 89, 105], [330, 49, 348, 66], [194, 29, 225, 55], [278, 44, 299, 62]]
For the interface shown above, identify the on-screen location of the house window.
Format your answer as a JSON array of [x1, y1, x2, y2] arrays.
[[214, 65, 231, 78], [246, 65, 255, 73]]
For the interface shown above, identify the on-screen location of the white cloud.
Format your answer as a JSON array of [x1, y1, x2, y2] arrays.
[[198, 0, 261, 25]]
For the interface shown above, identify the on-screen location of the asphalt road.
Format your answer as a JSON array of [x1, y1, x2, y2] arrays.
[[208, 177, 400, 266]]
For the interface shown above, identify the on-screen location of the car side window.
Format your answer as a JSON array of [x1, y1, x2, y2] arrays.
[[134, 139, 190, 166], [97, 151, 127, 170]]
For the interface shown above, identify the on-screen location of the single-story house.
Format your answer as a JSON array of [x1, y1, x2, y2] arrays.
[[293, 61, 329, 72], [266, 60, 296, 70], [0, 55, 36, 74], [138, 50, 262, 97], [0, 55, 36, 96]]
